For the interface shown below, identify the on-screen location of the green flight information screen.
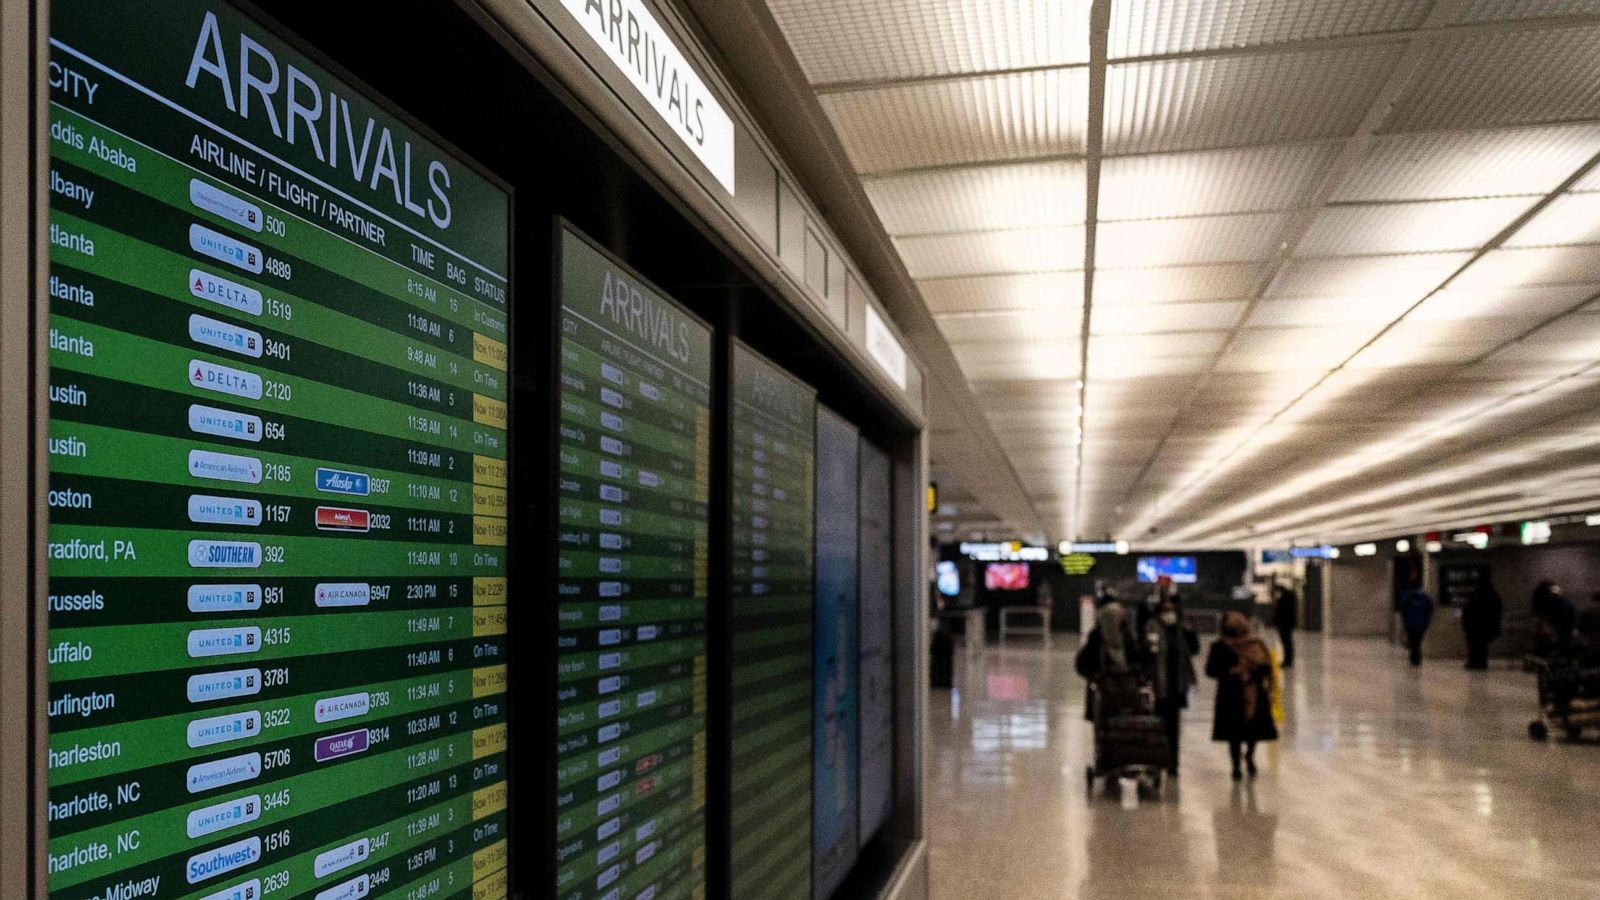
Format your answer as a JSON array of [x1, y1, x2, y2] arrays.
[[554, 229, 711, 900], [45, 2, 512, 899], [728, 343, 814, 900]]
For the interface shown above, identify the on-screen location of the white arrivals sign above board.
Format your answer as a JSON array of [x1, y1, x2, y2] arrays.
[[557, 0, 737, 195]]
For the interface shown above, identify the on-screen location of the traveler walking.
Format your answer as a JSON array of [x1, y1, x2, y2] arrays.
[[1205, 612, 1277, 781], [1075, 597, 1140, 720], [1398, 582, 1435, 667], [1460, 578, 1502, 671], [1272, 586, 1298, 669], [1532, 580, 1577, 653], [1144, 596, 1198, 773]]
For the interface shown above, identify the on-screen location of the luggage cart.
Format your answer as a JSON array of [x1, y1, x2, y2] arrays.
[[1085, 672, 1172, 797], [1526, 654, 1600, 741]]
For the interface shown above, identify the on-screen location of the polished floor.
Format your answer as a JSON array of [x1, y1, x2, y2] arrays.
[[926, 632, 1600, 899]]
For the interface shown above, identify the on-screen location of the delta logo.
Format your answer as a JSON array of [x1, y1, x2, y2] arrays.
[[315, 507, 370, 533]]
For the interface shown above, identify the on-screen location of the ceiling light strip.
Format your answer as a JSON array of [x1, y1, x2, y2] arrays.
[[1073, 0, 1111, 541]]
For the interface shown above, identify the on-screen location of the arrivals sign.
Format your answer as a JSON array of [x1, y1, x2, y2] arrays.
[[556, 0, 738, 194], [46, 1, 511, 897]]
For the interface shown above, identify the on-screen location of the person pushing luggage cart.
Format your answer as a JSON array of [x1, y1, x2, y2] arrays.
[[1076, 597, 1173, 796]]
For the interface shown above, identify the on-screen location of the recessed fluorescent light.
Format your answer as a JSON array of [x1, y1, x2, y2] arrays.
[[1396, 539, 1411, 553], [1426, 540, 1444, 553], [1354, 543, 1377, 557], [1587, 513, 1600, 526]]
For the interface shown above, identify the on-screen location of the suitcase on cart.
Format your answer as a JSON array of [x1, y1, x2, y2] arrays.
[[1086, 672, 1172, 797]]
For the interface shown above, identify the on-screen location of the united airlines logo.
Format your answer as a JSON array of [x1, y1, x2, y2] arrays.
[[189, 223, 262, 274], [190, 314, 263, 359], [189, 404, 262, 443], [315, 468, 369, 496]]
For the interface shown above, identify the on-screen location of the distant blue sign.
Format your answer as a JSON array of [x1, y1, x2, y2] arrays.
[[1137, 556, 1197, 584]]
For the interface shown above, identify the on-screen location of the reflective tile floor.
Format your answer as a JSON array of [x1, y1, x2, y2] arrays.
[[926, 633, 1600, 899]]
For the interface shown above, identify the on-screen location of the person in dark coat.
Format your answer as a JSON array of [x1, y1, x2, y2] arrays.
[[1206, 612, 1277, 781], [1532, 580, 1576, 654], [1272, 585, 1299, 669], [1144, 596, 1198, 773], [1460, 579, 1502, 671], [1075, 599, 1140, 722], [1397, 583, 1435, 667]]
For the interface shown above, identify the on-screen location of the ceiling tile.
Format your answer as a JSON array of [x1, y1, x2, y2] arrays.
[[1087, 353, 1213, 378], [1108, 0, 1429, 58], [918, 272, 1084, 313], [1334, 125, 1600, 202], [1408, 284, 1595, 322], [1451, 245, 1600, 290], [821, 68, 1089, 174], [1270, 252, 1472, 298], [1100, 143, 1337, 220], [1506, 192, 1600, 247], [1104, 43, 1403, 155], [767, 0, 1091, 84], [865, 159, 1086, 234], [896, 226, 1085, 277], [1094, 262, 1263, 304], [1385, 24, 1600, 132], [1446, 1, 1600, 24], [1091, 330, 1231, 357], [1249, 295, 1410, 327], [1095, 212, 1289, 267], [953, 340, 1084, 380], [937, 309, 1081, 342], [1091, 299, 1247, 334], [1300, 197, 1538, 256]]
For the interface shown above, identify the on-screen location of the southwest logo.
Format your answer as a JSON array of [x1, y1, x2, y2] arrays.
[[315, 468, 369, 496]]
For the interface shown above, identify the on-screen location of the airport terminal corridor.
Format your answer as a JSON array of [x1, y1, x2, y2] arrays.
[[927, 634, 1600, 900]]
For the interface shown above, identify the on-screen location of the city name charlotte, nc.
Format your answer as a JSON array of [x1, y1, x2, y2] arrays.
[[597, 270, 692, 365], [183, 10, 456, 229]]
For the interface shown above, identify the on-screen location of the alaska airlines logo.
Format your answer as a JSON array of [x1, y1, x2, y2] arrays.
[[315, 468, 369, 496]]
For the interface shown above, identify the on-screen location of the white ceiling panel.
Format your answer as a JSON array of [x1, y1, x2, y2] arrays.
[[1249, 295, 1410, 327], [953, 340, 1084, 380], [1506, 192, 1600, 247], [1090, 330, 1230, 357], [1451, 245, 1600, 290], [865, 160, 1086, 235], [1099, 143, 1336, 220], [1270, 252, 1472, 298], [1300, 197, 1538, 256], [1385, 25, 1600, 132], [1095, 212, 1288, 267], [1091, 299, 1246, 334], [1086, 353, 1213, 378], [936, 310, 1081, 342], [1104, 43, 1403, 155], [1217, 325, 1377, 372], [1108, 0, 1428, 58], [918, 272, 1085, 313], [821, 68, 1089, 174], [1333, 125, 1600, 202], [1408, 284, 1596, 322], [1094, 262, 1263, 304], [895, 226, 1085, 278], [1447, 0, 1600, 24], [766, 0, 1090, 85]]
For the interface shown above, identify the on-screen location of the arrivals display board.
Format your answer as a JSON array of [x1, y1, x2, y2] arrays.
[[729, 344, 815, 900], [812, 408, 859, 900], [45, 2, 512, 899], [554, 228, 711, 900], [856, 439, 894, 846]]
